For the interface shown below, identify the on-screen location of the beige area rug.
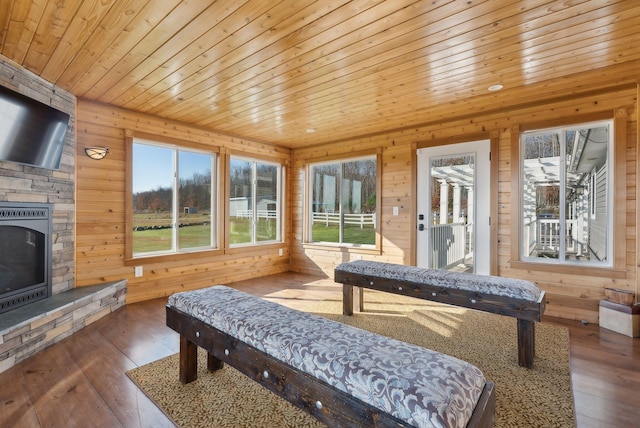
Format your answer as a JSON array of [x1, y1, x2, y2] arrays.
[[127, 291, 575, 427]]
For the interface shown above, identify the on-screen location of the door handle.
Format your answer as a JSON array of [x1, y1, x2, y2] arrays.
[[418, 224, 425, 231]]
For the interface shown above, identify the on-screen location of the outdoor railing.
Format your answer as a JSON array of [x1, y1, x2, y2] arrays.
[[430, 222, 467, 269], [523, 218, 579, 256], [312, 212, 376, 228]]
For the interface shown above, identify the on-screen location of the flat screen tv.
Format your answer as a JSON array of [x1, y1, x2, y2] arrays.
[[0, 85, 70, 170]]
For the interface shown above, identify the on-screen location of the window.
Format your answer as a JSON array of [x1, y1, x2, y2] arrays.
[[229, 156, 282, 246], [308, 155, 377, 247], [520, 120, 612, 265], [131, 139, 217, 256]]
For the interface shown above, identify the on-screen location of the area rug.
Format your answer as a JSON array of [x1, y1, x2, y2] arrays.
[[127, 291, 575, 427]]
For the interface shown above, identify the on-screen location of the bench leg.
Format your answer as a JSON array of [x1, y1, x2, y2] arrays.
[[179, 335, 198, 384], [208, 352, 224, 372], [343, 284, 354, 315], [517, 319, 535, 368], [356, 286, 364, 312], [343, 285, 365, 315]]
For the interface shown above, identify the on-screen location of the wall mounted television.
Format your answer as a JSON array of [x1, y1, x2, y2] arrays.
[[0, 84, 70, 170]]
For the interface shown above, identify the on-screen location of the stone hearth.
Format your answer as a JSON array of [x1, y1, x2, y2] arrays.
[[0, 280, 126, 374]]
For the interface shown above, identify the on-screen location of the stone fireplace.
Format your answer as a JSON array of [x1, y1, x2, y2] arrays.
[[0, 202, 52, 313], [0, 58, 76, 298], [0, 57, 126, 375]]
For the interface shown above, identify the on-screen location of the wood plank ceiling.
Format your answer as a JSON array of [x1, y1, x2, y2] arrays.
[[1, 0, 639, 148]]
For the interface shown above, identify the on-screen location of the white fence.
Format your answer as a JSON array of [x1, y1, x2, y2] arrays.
[[235, 209, 278, 219], [312, 212, 375, 228]]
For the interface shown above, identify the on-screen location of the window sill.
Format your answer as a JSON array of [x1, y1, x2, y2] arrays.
[[125, 248, 225, 266], [509, 260, 627, 279], [225, 242, 285, 255], [302, 242, 381, 255]]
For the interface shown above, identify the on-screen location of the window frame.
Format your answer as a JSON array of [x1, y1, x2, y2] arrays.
[[304, 150, 381, 252], [225, 152, 285, 249], [509, 110, 627, 278], [519, 120, 613, 266], [125, 131, 223, 264]]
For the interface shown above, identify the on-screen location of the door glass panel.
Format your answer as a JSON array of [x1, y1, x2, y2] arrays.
[[429, 154, 475, 272]]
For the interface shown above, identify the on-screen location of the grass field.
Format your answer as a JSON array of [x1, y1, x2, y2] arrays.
[[132, 214, 375, 253], [133, 212, 212, 253], [133, 215, 279, 252], [133, 224, 212, 253], [311, 223, 375, 245]]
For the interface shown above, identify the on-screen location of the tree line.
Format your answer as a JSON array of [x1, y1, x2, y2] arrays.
[[133, 172, 211, 213]]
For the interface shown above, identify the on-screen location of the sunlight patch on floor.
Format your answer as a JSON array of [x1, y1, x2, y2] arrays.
[[407, 306, 468, 338]]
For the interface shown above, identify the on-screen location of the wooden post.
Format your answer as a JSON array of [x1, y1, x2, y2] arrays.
[[343, 284, 353, 315], [208, 352, 224, 372], [356, 286, 364, 312], [517, 319, 535, 368], [179, 335, 198, 383]]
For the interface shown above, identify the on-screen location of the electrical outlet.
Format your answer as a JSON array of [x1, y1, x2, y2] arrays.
[[278, 248, 283, 256], [393, 206, 399, 216], [134, 266, 143, 277]]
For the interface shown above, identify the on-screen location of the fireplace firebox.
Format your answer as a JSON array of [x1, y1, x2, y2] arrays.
[[0, 202, 52, 313]]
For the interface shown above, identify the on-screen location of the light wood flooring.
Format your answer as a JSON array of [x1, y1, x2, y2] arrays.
[[0, 272, 638, 427]]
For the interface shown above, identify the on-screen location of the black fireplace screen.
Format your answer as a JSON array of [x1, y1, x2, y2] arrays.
[[0, 203, 52, 313]]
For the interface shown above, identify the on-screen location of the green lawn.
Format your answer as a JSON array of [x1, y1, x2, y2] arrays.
[[311, 223, 375, 245], [133, 215, 374, 253], [229, 217, 278, 244], [133, 212, 214, 253], [133, 223, 212, 253], [229, 218, 251, 245], [133, 217, 276, 252]]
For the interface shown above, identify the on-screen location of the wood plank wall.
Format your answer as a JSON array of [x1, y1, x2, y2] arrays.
[[291, 86, 638, 323], [75, 100, 290, 303], [76, 85, 637, 322]]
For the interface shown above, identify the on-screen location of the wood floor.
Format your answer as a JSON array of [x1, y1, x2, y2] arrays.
[[0, 272, 638, 427]]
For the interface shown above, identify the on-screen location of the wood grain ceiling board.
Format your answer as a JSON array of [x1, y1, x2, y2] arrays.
[[1, 0, 638, 148]]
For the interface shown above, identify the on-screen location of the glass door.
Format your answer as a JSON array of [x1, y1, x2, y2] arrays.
[[416, 140, 490, 274]]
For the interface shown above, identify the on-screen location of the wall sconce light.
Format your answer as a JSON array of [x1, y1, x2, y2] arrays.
[[84, 147, 109, 160]]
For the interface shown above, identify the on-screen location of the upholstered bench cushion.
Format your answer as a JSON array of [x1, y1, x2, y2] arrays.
[[169, 285, 487, 428], [337, 260, 542, 302]]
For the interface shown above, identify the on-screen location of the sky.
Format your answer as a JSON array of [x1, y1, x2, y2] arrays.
[[133, 143, 212, 193]]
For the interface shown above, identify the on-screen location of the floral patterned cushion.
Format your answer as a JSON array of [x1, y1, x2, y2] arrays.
[[336, 260, 541, 302], [169, 285, 487, 428]]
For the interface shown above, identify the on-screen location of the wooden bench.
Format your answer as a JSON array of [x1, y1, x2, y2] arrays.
[[166, 285, 495, 428], [335, 260, 545, 368]]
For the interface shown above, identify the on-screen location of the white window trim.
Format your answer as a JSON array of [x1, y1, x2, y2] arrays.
[[306, 154, 378, 249], [228, 155, 284, 247], [519, 120, 613, 267], [132, 138, 218, 257]]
